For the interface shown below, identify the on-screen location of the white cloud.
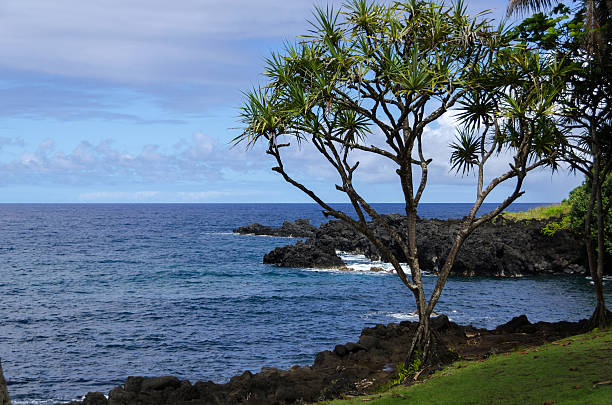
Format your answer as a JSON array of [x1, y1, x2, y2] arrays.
[[176, 190, 235, 202], [0, 1, 509, 85], [0, 0, 345, 84], [78, 190, 160, 202], [0, 132, 270, 186], [248, 110, 581, 203], [76, 189, 256, 202]]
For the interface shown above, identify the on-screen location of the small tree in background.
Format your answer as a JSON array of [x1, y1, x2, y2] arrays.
[[516, 3, 612, 327], [236, 0, 565, 366]]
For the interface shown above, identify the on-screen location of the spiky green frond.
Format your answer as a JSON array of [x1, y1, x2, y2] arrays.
[[307, 5, 343, 46], [235, 88, 284, 147], [456, 90, 496, 131], [333, 109, 371, 143], [450, 129, 481, 175], [507, 0, 556, 16]]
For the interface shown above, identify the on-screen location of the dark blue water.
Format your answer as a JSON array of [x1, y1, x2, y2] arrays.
[[0, 203, 608, 404]]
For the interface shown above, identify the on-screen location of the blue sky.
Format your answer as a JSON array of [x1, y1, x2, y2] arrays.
[[0, 0, 581, 203]]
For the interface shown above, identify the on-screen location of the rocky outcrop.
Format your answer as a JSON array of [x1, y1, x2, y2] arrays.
[[0, 359, 10, 405], [65, 315, 588, 405], [263, 240, 346, 268], [240, 215, 591, 277], [233, 219, 316, 238]]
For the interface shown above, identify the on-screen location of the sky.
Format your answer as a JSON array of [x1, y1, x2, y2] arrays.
[[0, 0, 582, 203]]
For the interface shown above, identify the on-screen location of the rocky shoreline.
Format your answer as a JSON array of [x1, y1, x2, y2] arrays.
[[234, 215, 593, 277], [39, 215, 604, 405], [64, 315, 589, 405]]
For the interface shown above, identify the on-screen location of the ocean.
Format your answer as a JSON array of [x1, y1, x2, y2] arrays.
[[0, 203, 608, 404]]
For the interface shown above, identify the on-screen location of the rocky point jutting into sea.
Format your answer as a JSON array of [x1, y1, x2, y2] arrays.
[[234, 215, 594, 277], [5, 204, 608, 404]]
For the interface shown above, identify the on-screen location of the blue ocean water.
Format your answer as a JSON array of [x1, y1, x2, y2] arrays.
[[0, 203, 608, 404]]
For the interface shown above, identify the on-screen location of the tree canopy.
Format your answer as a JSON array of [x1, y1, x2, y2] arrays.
[[515, 2, 612, 326], [236, 0, 567, 365]]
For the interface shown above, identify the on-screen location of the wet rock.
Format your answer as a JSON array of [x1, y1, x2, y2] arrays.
[[496, 314, 532, 333], [358, 335, 379, 350], [81, 392, 107, 405], [313, 350, 337, 368], [249, 215, 594, 277], [233, 219, 316, 238], [430, 314, 452, 331], [345, 342, 367, 353], [107, 377, 196, 405], [67, 315, 590, 405], [334, 344, 348, 357], [263, 240, 345, 269], [141, 376, 181, 391]]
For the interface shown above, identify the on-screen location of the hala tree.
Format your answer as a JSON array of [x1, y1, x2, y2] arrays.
[[236, 0, 566, 366], [507, 0, 612, 39], [516, 3, 612, 327]]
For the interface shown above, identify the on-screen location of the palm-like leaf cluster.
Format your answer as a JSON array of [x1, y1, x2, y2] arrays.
[[236, 0, 500, 153], [449, 43, 569, 175]]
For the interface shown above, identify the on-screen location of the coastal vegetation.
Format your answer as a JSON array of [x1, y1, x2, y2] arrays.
[[561, 174, 612, 256], [510, 1, 612, 327], [320, 328, 612, 405], [236, 0, 567, 367], [501, 200, 570, 221]]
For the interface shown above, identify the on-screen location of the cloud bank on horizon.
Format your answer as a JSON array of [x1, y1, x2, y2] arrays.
[[0, 0, 581, 203]]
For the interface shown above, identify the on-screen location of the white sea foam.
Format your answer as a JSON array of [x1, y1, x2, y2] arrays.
[[232, 233, 300, 238], [585, 275, 612, 285], [361, 310, 419, 321], [336, 251, 411, 274], [362, 310, 456, 323], [298, 266, 387, 276], [388, 312, 419, 320]]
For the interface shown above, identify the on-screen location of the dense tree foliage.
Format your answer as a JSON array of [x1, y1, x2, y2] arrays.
[[515, 2, 612, 326], [566, 174, 612, 256], [237, 0, 566, 366]]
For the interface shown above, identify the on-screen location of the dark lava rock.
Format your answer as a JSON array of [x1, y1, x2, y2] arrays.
[[263, 240, 346, 269], [81, 392, 107, 405], [496, 314, 532, 333], [333, 344, 348, 357], [64, 315, 590, 405], [233, 219, 316, 238], [248, 214, 594, 277]]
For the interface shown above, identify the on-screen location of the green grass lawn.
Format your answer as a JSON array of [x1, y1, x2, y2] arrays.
[[501, 201, 570, 221], [320, 329, 612, 405]]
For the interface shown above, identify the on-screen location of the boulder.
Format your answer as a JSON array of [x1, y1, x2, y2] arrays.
[[496, 314, 534, 333], [263, 241, 346, 269], [81, 392, 107, 405]]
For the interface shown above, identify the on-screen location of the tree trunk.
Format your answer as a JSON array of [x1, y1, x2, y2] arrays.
[[590, 290, 611, 328], [589, 167, 610, 328], [0, 359, 10, 405], [408, 313, 431, 363]]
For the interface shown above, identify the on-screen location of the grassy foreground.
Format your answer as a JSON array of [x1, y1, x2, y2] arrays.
[[319, 328, 612, 405]]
